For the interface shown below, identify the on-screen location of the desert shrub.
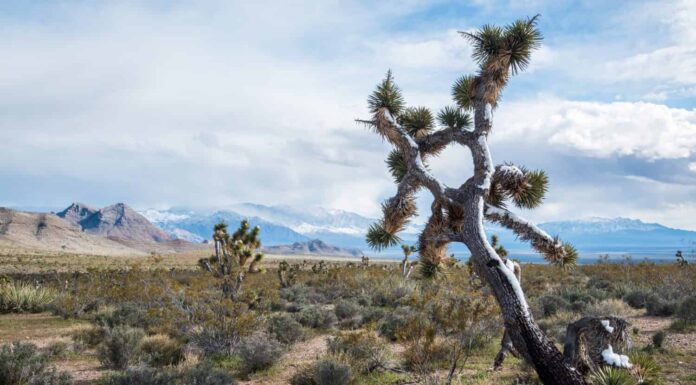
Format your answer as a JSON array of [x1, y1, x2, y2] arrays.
[[0, 342, 72, 385], [94, 302, 150, 329], [140, 334, 184, 367], [98, 326, 145, 369], [558, 289, 597, 313], [371, 284, 410, 307], [652, 331, 666, 349], [588, 366, 635, 385], [296, 305, 336, 329], [72, 325, 105, 348], [267, 313, 305, 345], [327, 331, 387, 373], [584, 299, 635, 317], [238, 333, 283, 373], [538, 295, 570, 317], [629, 351, 663, 385], [646, 295, 678, 316], [378, 306, 415, 341], [188, 312, 255, 358], [178, 362, 238, 385], [586, 277, 619, 297], [537, 311, 578, 344], [102, 367, 174, 385], [623, 290, 649, 309], [44, 340, 70, 358], [676, 295, 696, 324], [0, 281, 55, 313], [290, 365, 317, 385], [334, 300, 361, 321], [103, 363, 236, 385], [313, 359, 352, 385], [281, 285, 325, 305], [360, 307, 385, 325]]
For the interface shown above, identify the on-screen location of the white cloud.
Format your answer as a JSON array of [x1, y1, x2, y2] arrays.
[[494, 99, 696, 160], [689, 162, 696, 173]]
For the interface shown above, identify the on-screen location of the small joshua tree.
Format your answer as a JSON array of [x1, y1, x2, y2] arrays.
[[360, 16, 584, 384], [277, 260, 299, 288], [200, 219, 265, 298], [400, 244, 417, 279]]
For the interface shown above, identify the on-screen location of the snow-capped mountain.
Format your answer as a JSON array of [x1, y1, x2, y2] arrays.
[[230, 203, 374, 236], [141, 205, 696, 260]]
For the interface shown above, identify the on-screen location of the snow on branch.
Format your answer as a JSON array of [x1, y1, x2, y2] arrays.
[[484, 203, 577, 267]]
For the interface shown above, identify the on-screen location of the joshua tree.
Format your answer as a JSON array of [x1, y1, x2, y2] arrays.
[[200, 219, 265, 298], [400, 244, 417, 279], [360, 16, 584, 384]]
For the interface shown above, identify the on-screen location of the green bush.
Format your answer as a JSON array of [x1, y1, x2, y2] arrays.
[[290, 365, 317, 385], [94, 303, 150, 329], [652, 331, 666, 349], [646, 295, 678, 316], [676, 295, 696, 324], [72, 325, 106, 348], [538, 295, 570, 317], [334, 300, 361, 321], [296, 306, 336, 329], [378, 306, 414, 341], [0, 282, 55, 313], [327, 331, 386, 373], [238, 333, 283, 373], [313, 359, 352, 385], [623, 290, 649, 309], [98, 326, 145, 369], [103, 363, 236, 385], [0, 342, 72, 385], [140, 335, 184, 367], [267, 313, 305, 345]]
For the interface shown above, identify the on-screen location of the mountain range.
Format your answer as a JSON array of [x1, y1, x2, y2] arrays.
[[3, 201, 695, 262], [142, 204, 696, 262]]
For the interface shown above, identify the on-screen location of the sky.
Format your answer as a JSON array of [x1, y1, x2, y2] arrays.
[[0, 0, 695, 230]]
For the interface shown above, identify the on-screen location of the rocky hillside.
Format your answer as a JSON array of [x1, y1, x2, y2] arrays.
[[0, 207, 145, 256], [58, 203, 172, 243]]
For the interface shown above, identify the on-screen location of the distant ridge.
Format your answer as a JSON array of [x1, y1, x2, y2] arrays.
[[264, 239, 363, 257]]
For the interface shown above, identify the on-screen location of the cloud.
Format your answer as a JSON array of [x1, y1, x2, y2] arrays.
[[493, 99, 696, 160], [0, 0, 694, 231]]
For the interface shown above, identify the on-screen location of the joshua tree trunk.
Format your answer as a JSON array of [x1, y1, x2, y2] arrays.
[[362, 16, 585, 385]]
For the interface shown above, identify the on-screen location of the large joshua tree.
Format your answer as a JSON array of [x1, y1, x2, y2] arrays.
[[360, 16, 585, 385]]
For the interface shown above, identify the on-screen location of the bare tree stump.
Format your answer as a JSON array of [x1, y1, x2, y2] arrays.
[[563, 316, 631, 374]]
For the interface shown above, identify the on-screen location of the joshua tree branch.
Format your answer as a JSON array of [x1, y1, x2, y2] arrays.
[[484, 203, 573, 265]]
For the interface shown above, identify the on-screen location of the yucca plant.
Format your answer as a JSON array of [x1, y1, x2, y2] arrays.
[[588, 366, 636, 385], [359, 15, 584, 384], [0, 281, 56, 313], [629, 351, 663, 385]]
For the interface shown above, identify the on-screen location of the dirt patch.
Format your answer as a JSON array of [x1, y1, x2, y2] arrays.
[[628, 315, 696, 351]]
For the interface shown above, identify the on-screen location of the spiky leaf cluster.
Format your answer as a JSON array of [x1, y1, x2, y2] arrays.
[[399, 106, 434, 138], [488, 165, 548, 209], [366, 222, 401, 251], [451, 75, 476, 110], [437, 106, 471, 130], [367, 70, 404, 115], [386, 150, 407, 183], [462, 15, 542, 75]]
